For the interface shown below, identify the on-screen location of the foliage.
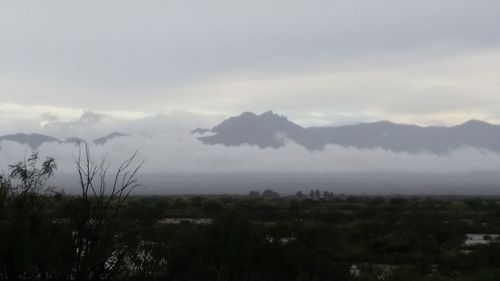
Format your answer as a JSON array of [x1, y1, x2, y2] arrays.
[[1, 153, 500, 280]]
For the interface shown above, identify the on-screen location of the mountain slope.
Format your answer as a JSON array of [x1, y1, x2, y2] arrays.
[[200, 111, 303, 148], [93, 132, 128, 145], [196, 112, 500, 153], [0, 132, 129, 149], [0, 133, 60, 149]]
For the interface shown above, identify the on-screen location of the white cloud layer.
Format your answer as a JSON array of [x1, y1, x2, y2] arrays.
[[1, 110, 500, 181], [1, 132, 500, 177]]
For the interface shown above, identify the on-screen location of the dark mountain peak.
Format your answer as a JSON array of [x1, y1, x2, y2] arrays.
[[240, 111, 258, 118], [363, 120, 423, 130], [261, 110, 276, 117], [365, 120, 423, 128], [370, 120, 396, 126], [93, 132, 128, 145], [257, 111, 300, 128], [457, 119, 493, 128], [199, 111, 303, 148], [358, 120, 398, 128], [258, 110, 294, 124], [212, 111, 301, 133]]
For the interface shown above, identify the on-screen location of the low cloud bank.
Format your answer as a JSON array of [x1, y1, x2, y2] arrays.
[[1, 131, 500, 176]]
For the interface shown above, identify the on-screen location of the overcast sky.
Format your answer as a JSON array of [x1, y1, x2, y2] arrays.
[[1, 0, 500, 129]]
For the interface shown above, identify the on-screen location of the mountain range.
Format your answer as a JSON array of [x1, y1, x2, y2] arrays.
[[3, 111, 500, 154], [0, 132, 128, 149], [193, 111, 500, 154]]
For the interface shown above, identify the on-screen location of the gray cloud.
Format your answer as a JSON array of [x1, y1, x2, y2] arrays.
[[0, 0, 500, 123], [37, 110, 225, 139]]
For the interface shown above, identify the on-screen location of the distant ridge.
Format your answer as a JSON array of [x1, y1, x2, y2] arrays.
[[0, 133, 60, 149], [195, 111, 500, 154], [191, 128, 211, 135], [0, 132, 129, 149], [93, 132, 128, 145]]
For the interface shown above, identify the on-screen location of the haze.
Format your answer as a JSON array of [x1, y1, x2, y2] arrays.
[[1, 1, 500, 194]]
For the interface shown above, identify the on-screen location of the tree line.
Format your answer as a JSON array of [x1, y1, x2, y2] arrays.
[[2, 147, 500, 280]]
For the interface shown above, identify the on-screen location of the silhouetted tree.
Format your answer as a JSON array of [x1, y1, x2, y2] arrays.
[[315, 189, 321, 200], [262, 189, 279, 198], [70, 142, 144, 280], [0, 152, 58, 280], [309, 190, 315, 200], [296, 191, 305, 199], [249, 190, 260, 197], [323, 191, 334, 200]]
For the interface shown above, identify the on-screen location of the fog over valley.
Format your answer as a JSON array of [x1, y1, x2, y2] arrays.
[[1, 111, 500, 195]]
